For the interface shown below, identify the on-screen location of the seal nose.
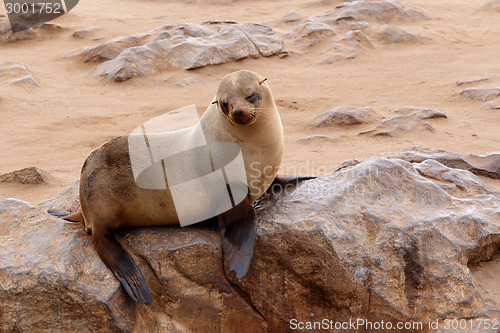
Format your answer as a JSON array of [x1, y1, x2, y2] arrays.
[[233, 108, 243, 116]]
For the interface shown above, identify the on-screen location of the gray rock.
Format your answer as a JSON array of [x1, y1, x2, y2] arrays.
[[253, 156, 500, 330], [360, 107, 447, 136], [481, 0, 500, 12], [312, 105, 373, 127], [322, 29, 372, 62], [0, 61, 39, 87], [310, 0, 429, 29], [456, 74, 494, 86], [296, 135, 337, 144], [387, 145, 500, 180], [72, 26, 98, 39], [67, 31, 155, 63], [369, 24, 427, 44], [71, 22, 282, 82], [174, 74, 200, 87], [281, 20, 335, 51], [281, 10, 302, 23], [1, 147, 499, 331], [0, 167, 47, 184], [461, 87, 500, 101], [483, 101, 500, 109]]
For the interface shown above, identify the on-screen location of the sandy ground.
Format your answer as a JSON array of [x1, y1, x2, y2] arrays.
[[1, 0, 500, 204], [1, 0, 499, 312]]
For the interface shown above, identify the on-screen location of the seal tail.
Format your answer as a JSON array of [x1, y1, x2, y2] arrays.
[[47, 209, 85, 224], [93, 229, 152, 305]]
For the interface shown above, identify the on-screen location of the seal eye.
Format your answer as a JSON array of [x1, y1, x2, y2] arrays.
[[221, 102, 229, 115], [246, 93, 261, 104]]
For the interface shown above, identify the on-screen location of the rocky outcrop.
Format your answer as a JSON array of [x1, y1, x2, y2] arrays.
[[1, 147, 499, 332], [69, 21, 283, 82], [282, 0, 430, 61], [66, 1, 430, 81], [0, 61, 39, 87]]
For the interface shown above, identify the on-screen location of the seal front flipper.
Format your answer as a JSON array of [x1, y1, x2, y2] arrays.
[[218, 196, 256, 279], [47, 209, 85, 224], [93, 229, 152, 305]]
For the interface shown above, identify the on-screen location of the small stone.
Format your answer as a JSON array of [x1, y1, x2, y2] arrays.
[[175, 74, 200, 87], [72, 26, 98, 39], [483, 101, 500, 109], [281, 20, 335, 50], [281, 10, 302, 23], [461, 87, 500, 101], [296, 135, 337, 144], [456, 74, 494, 86], [0, 61, 39, 87], [360, 107, 446, 137], [369, 24, 426, 44], [312, 106, 373, 127], [0, 167, 47, 184]]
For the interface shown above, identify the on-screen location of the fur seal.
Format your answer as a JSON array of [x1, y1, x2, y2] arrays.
[[49, 70, 312, 305]]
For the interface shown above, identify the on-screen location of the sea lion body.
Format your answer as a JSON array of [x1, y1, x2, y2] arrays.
[[50, 70, 289, 304], [79, 70, 283, 234]]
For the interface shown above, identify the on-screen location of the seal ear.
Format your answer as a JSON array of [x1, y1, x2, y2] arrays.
[[218, 196, 256, 279], [258, 78, 267, 85]]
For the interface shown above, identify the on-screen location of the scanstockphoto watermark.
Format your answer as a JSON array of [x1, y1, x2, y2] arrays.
[[289, 318, 424, 331], [2, 0, 79, 33], [290, 318, 500, 331]]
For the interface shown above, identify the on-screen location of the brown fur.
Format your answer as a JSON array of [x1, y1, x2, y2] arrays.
[[51, 70, 285, 305]]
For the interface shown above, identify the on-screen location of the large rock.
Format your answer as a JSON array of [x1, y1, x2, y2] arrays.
[[70, 21, 282, 82], [1, 148, 499, 332]]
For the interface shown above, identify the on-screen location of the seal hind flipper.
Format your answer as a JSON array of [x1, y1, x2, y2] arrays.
[[47, 209, 85, 224], [218, 196, 256, 279], [47, 209, 72, 218], [93, 230, 152, 305]]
